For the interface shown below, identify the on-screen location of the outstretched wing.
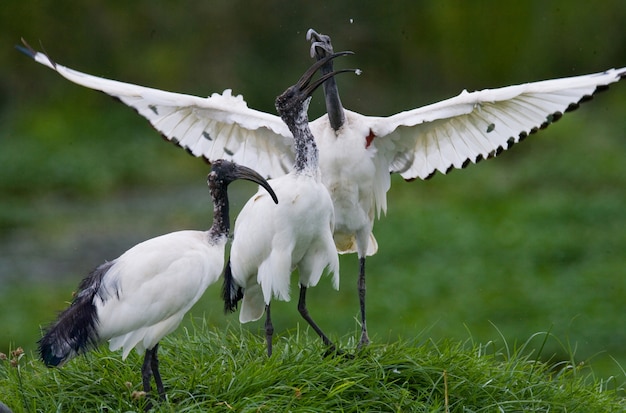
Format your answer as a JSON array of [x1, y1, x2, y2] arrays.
[[18, 41, 295, 179], [369, 68, 626, 180]]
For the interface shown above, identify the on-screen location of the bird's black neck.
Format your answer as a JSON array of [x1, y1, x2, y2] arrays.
[[208, 184, 230, 243], [319, 61, 345, 131], [284, 98, 319, 176]]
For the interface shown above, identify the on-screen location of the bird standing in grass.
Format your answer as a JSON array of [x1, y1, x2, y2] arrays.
[[222, 52, 357, 357], [19, 36, 626, 349], [38, 160, 277, 404]]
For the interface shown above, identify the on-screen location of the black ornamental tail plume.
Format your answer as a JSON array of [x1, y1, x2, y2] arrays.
[[222, 260, 243, 313], [38, 261, 114, 366]]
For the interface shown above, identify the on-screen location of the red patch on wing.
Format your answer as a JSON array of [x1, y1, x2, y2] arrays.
[[365, 129, 376, 148]]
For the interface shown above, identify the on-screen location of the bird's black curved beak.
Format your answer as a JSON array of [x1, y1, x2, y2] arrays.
[[296, 51, 357, 97], [232, 164, 279, 205]]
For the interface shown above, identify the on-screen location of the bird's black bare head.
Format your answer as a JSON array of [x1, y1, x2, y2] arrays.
[[306, 29, 348, 131], [306, 29, 349, 131], [209, 159, 278, 204], [275, 51, 356, 117], [306, 29, 334, 60]]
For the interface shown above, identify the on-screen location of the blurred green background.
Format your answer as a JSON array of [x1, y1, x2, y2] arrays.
[[1, 1, 625, 381]]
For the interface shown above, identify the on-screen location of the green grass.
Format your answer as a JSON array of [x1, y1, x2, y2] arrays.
[[1, 320, 624, 412], [2, 95, 626, 387]]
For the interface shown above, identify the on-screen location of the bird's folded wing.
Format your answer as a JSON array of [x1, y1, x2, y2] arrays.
[[18, 42, 295, 179], [369, 68, 626, 180]]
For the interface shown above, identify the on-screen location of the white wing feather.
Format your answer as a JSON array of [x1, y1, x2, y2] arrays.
[[25, 46, 294, 179], [368, 68, 626, 180], [21, 43, 624, 185]]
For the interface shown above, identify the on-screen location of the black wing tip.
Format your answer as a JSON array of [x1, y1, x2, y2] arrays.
[[16, 37, 33, 53], [15, 38, 57, 69], [15, 45, 35, 59], [15, 38, 40, 60]]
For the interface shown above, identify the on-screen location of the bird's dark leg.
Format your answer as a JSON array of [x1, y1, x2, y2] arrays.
[[141, 349, 153, 394], [297, 286, 336, 351], [141, 348, 155, 411], [141, 345, 164, 411], [358, 256, 370, 348], [150, 343, 165, 399], [265, 304, 274, 357]]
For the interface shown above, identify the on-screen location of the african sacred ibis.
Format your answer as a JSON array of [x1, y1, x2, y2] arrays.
[[38, 160, 277, 402], [19, 35, 626, 348], [222, 52, 356, 357]]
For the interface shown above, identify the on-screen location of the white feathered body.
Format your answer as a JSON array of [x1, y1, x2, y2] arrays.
[[230, 172, 340, 323], [312, 112, 383, 256], [96, 230, 224, 359]]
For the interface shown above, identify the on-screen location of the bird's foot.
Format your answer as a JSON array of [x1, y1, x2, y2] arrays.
[[357, 331, 370, 350], [306, 29, 334, 59]]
